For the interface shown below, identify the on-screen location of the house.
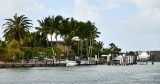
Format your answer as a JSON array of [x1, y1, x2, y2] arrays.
[[51, 41, 71, 54]]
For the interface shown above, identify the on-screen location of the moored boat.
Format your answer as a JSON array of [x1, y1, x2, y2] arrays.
[[66, 60, 77, 66]]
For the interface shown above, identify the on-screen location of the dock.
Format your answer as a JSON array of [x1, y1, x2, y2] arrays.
[[0, 62, 67, 68]]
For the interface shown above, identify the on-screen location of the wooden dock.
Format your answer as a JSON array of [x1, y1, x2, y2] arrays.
[[0, 62, 67, 68]]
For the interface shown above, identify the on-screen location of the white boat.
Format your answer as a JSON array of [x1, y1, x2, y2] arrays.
[[66, 60, 77, 66], [138, 51, 150, 61]]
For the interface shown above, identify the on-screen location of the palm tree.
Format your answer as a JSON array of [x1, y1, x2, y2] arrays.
[[2, 13, 32, 44], [38, 15, 63, 47], [89, 25, 100, 59], [51, 15, 63, 47], [28, 32, 47, 47], [36, 17, 51, 47], [60, 18, 71, 56], [94, 41, 104, 59], [60, 18, 77, 56], [84, 21, 100, 61], [108, 43, 121, 60], [75, 21, 86, 57], [74, 20, 101, 60], [47, 16, 55, 47]]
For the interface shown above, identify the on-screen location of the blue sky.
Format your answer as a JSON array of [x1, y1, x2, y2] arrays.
[[0, 0, 160, 51]]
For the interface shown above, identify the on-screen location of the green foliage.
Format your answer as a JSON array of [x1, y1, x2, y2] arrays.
[[0, 39, 6, 48], [51, 47, 62, 57], [109, 43, 121, 56], [22, 47, 62, 60], [2, 13, 32, 44], [22, 47, 33, 60], [92, 48, 100, 57], [7, 39, 24, 61], [103, 43, 121, 58], [0, 45, 62, 62], [126, 51, 136, 56], [102, 48, 110, 55], [36, 15, 63, 47], [1, 14, 103, 61], [93, 41, 104, 55], [0, 48, 6, 61]]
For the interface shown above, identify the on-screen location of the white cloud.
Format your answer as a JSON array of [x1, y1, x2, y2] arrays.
[[0, 0, 45, 40], [131, 0, 160, 10], [99, 0, 120, 10], [47, 8, 54, 15], [0, 0, 45, 18], [25, 0, 44, 12], [96, 0, 131, 10], [96, 0, 160, 22], [91, 0, 160, 51], [131, 0, 160, 22], [74, 0, 101, 22]]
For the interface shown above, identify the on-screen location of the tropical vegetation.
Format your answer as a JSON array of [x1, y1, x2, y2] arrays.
[[0, 13, 121, 62]]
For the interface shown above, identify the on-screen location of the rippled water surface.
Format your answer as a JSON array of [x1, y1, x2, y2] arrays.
[[0, 63, 160, 84]]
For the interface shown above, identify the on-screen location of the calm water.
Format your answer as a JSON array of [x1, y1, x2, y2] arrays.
[[0, 63, 160, 84]]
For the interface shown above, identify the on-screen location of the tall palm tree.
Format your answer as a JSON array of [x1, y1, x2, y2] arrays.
[[80, 21, 100, 62], [60, 18, 77, 56], [36, 17, 51, 47], [75, 21, 100, 58], [52, 15, 63, 47], [2, 13, 32, 44], [95, 41, 104, 51], [84, 21, 100, 62], [109, 43, 121, 60], [60, 18, 77, 38], [89, 25, 100, 59], [95, 41, 104, 58], [38, 15, 63, 47], [60, 18, 71, 56], [48, 16, 55, 47], [75, 21, 86, 57]]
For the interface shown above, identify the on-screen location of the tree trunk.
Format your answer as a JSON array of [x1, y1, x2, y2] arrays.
[[67, 46, 71, 60], [64, 45, 66, 56], [90, 38, 93, 58], [50, 34, 53, 47], [77, 41, 79, 56], [86, 39, 89, 60], [80, 38, 83, 57], [88, 39, 92, 63], [46, 35, 49, 47], [55, 35, 58, 47]]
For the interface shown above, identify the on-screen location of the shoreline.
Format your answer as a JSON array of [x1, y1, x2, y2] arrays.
[[0, 62, 67, 68], [0, 61, 155, 68], [0, 62, 98, 68]]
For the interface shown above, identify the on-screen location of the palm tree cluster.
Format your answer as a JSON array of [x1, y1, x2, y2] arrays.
[[1, 13, 104, 61], [35, 15, 101, 58]]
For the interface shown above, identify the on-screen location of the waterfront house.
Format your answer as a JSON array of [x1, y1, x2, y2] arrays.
[[48, 41, 72, 54]]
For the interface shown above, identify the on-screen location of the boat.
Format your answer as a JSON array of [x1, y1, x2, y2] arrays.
[[138, 51, 150, 61], [66, 60, 77, 66]]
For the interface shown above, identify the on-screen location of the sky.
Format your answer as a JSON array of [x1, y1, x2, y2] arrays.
[[0, 0, 160, 51]]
